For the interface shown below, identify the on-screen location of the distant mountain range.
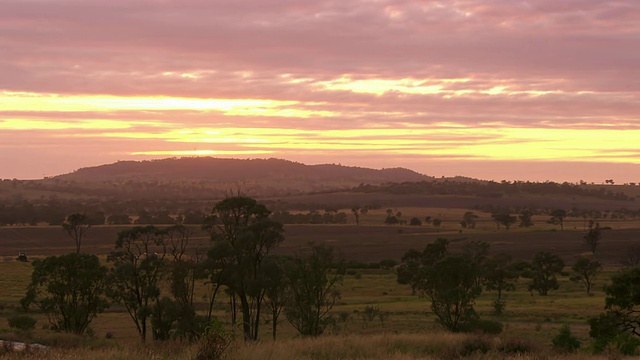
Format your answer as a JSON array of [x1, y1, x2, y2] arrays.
[[2, 157, 636, 212]]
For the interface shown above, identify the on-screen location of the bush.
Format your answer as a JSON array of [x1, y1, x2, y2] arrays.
[[611, 332, 640, 356], [592, 332, 640, 356], [492, 299, 506, 316], [498, 338, 537, 355], [8, 315, 37, 331], [552, 325, 580, 353], [459, 336, 492, 356], [378, 259, 398, 269], [195, 321, 230, 360]]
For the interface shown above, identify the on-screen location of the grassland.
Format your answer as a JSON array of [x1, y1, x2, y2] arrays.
[[0, 207, 639, 359]]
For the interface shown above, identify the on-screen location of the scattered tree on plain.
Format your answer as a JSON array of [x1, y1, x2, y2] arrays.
[[518, 210, 534, 228], [351, 206, 368, 226], [526, 252, 565, 296], [400, 238, 487, 332], [62, 213, 92, 254], [262, 256, 290, 340], [547, 209, 567, 231], [483, 253, 519, 314], [284, 243, 344, 337], [491, 212, 517, 230], [208, 196, 285, 341], [570, 256, 602, 295], [396, 248, 424, 295], [107, 225, 168, 342], [21, 253, 109, 335], [584, 221, 602, 254], [461, 211, 478, 229]]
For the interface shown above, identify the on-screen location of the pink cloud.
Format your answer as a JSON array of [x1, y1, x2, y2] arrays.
[[0, 0, 638, 180]]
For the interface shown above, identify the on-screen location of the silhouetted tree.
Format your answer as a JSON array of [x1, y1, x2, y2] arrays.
[[62, 213, 92, 254], [527, 252, 564, 296], [491, 212, 517, 230], [461, 211, 478, 229], [21, 253, 109, 334], [518, 210, 534, 228], [570, 257, 602, 295], [584, 221, 602, 254], [548, 209, 567, 231], [209, 196, 284, 341], [107, 226, 167, 342], [284, 243, 343, 337]]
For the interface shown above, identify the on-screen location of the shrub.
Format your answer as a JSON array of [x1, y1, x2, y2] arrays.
[[552, 325, 580, 353], [491, 299, 506, 316], [593, 332, 640, 356], [195, 321, 230, 360], [8, 315, 37, 331], [459, 336, 492, 356], [498, 338, 537, 355], [611, 332, 640, 356], [378, 259, 398, 269]]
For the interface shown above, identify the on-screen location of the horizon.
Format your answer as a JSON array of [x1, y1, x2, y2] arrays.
[[1, 1, 639, 183]]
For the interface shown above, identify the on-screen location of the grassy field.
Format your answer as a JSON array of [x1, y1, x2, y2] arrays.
[[0, 206, 639, 358]]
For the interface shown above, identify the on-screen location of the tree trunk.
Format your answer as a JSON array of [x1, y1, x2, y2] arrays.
[[239, 292, 253, 341]]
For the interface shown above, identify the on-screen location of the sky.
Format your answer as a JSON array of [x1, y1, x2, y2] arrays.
[[1, 0, 639, 183]]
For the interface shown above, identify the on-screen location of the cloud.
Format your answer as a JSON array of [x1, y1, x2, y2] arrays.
[[0, 0, 638, 180]]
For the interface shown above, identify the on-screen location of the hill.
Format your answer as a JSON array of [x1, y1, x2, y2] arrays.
[[54, 157, 431, 185]]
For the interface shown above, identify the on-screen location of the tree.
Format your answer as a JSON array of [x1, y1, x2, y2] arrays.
[[384, 215, 399, 225], [548, 209, 567, 230], [262, 256, 289, 340], [409, 217, 422, 226], [209, 196, 284, 341], [518, 210, 534, 228], [527, 252, 565, 296], [351, 206, 368, 226], [107, 226, 167, 342], [491, 212, 517, 230], [21, 253, 109, 334], [400, 238, 485, 332], [284, 243, 343, 337], [570, 256, 602, 295], [165, 224, 207, 341], [603, 266, 640, 337], [432, 218, 442, 228], [418, 246, 484, 332], [107, 213, 132, 225], [62, 213, 92, 254], [396, 249, 424, 295], [483, 253, 519, 314], [584, 221, 602, 254], [461, 211, 478, 229], [621, 245, 640, 268]]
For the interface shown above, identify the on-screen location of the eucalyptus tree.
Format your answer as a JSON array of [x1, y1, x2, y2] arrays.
[[208, 196, 285, 341]]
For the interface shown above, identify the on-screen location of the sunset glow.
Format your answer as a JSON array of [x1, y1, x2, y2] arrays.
[[1, 0, 638, 181]]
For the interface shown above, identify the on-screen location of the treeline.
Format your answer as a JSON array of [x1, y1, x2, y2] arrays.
[[0, 199, 355, 227], [2, 178, 291, 201], [351, 180, 636, 201]]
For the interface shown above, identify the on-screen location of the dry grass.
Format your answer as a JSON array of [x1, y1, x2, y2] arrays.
[[0, 332, 625, 360]]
